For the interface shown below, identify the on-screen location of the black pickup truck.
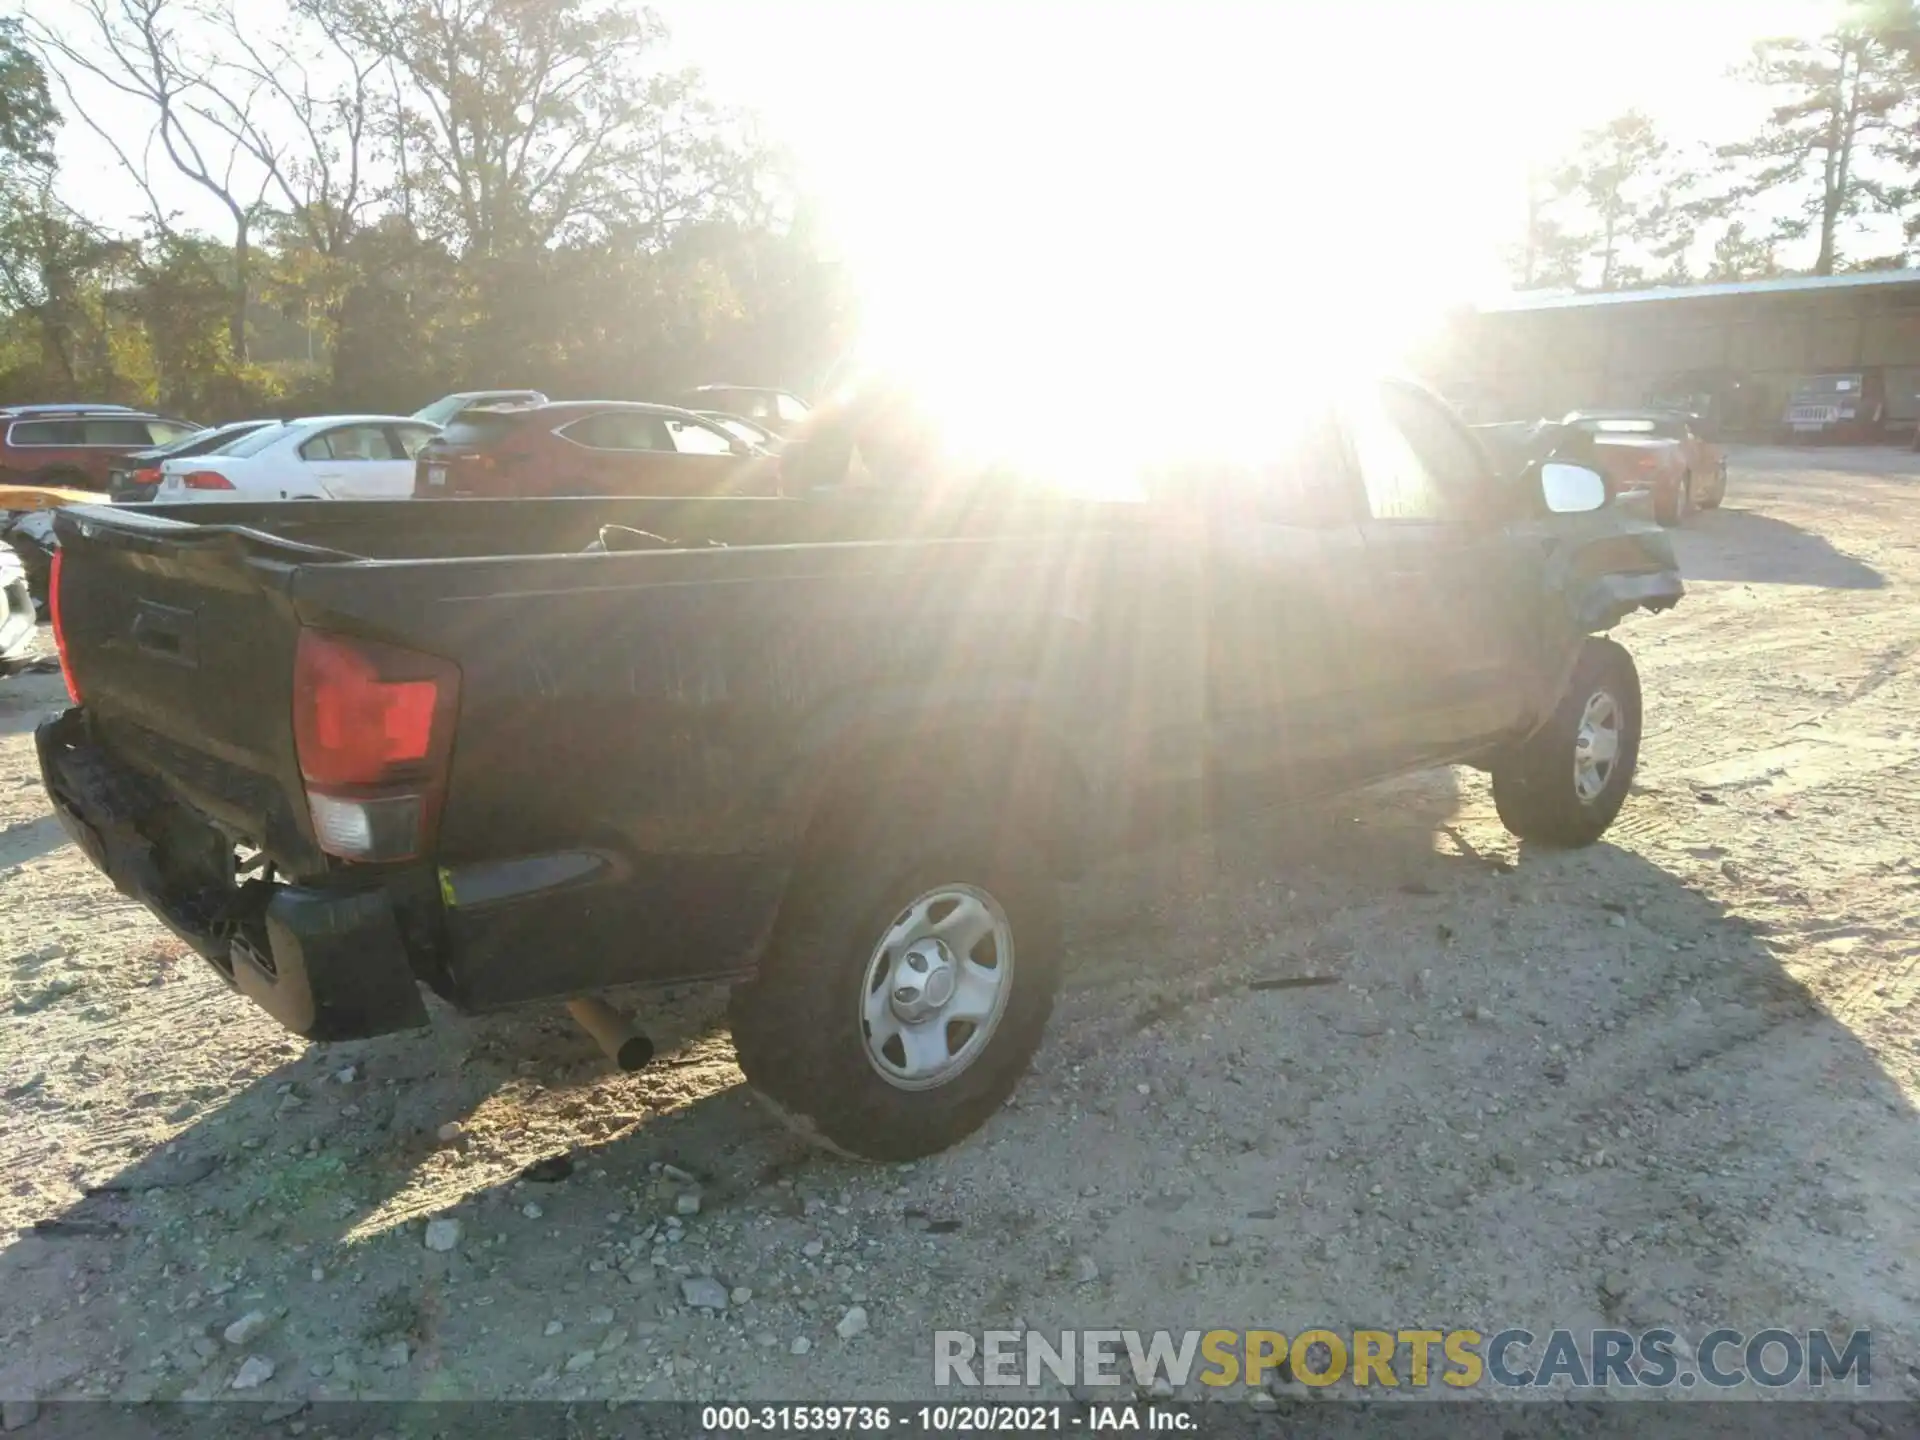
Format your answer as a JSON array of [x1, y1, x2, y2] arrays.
[[37, 380, 1682, 1160]]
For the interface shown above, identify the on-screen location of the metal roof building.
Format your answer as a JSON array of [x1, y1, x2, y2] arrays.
[[1439, 269, 1920, 437]]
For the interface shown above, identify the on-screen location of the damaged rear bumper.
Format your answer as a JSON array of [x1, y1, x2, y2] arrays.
[[35, 707, 429, 1041]]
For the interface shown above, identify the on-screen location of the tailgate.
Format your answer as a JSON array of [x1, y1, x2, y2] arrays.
[[52, 506, 327, 871]]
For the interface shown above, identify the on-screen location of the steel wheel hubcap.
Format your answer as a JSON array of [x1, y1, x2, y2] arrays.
[[861, 884, 1014, 1091], [1573, 689, 1621, 803]]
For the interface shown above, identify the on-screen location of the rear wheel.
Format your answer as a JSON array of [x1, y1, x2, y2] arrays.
[[1702, 462, 1727, 509], [728, 811, 1061, 1161], [1491, 638, 1642, 848], [1655, 471, 1691, 527]]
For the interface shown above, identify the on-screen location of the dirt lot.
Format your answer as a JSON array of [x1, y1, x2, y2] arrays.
[[3, 449, 1919, 1412]]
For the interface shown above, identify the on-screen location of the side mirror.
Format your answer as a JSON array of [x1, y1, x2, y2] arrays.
[[1540, 461, 1607, 514]]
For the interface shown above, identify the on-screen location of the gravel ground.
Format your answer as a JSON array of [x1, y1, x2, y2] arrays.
[[2, 450, 1919, 1413]]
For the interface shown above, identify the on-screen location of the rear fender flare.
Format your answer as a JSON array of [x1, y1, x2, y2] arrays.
[[1515, 570, 1681, 747]]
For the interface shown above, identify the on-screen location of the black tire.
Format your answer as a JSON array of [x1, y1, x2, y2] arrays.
[[1702, 463, 1726, 510], [1655, 472, 1689, 527], [1491, 637, 1642, 848], [728, 812, 1061, 1161]]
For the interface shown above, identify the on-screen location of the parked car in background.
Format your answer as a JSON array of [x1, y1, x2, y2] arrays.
[[156, 416, 440, 502], [411, 390, 549, 428], [107, 420, 277, 503], [0, 541, 34, 676], [673, 385, 810, 435], [1644, 368, 1758, 440], [413, 401, 781, 498], [695, 410, 784, 453], [1563, 410, 1724, 524], [1780, 370, 1885, 443], [1, 405, 201, 490]]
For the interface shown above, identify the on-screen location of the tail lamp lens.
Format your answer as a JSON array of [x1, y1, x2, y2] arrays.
[[183, 470, 235, 490], [292, 630, 460, 861], [49, 546, 79, 704]]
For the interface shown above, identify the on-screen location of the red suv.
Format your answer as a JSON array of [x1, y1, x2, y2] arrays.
[[1, 405, 202, 490], [414, 401, 784, 498]]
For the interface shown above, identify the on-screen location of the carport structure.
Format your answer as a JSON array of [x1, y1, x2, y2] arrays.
[[1437, 269, 1920, 439]]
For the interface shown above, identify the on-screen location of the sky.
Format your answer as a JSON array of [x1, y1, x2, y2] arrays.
[[654, 1, 1829, 311], [43, 0, 1838, 408]]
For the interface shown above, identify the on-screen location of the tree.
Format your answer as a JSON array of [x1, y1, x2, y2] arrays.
[[1511, 164, 1588, 290], [314, 0, 772, 258], [0, 16, 56, 166], [31, 0, 272, 361], [1514, 113, 1697, 291], [2, 0, 845, 420], [0, 172, 133, 394], [1560, 111, 1697, 290], [1703, 221, 1786, 281], [1717, 16, 1909, 275]]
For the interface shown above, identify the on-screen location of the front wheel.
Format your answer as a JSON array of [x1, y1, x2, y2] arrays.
[[728, 815, 1061, 1161], [1491, 638, 1643, 848]]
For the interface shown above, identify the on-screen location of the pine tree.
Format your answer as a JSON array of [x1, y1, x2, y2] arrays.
[[1717, 14, 1909, 275]]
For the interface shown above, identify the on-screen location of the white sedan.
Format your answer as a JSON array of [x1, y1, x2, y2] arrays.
[[156, 415, 440, 501]]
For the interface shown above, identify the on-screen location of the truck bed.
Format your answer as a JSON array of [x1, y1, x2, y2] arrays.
[[103, 490, 1143, 560], [45, 491, 1170, 1024]]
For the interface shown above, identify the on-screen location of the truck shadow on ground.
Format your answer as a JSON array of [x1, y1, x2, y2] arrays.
[[1674, 507, 1886, 590], [5, 764, 1916, 1402]]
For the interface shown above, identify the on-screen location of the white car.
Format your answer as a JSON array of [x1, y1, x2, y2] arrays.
[[412, 390, 548, 427], [156, 415, 441, 501]]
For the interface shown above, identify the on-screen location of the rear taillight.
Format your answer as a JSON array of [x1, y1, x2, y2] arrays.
[[1635, 453, 1659, 471], [292, 630, 460, 862], [131, 467, 160, 486], [49, 547, 79, 704], [183, 470, 234, 490]]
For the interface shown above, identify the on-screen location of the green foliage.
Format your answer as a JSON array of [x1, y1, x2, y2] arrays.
[[1715, 22, 1910, 275], [1512, 0, 1920, 289], [1704, 222, 1786, 282], [0, 16, 54, 166], [1515, 112, 1699, 291], [0, 0, 848, 418]]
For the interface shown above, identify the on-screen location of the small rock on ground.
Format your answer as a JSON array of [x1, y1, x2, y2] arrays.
[[681, 1277, 729, 1311], [836, 1306, 870, 1340], [230, 1356, 275, 1391], [222, 1311, 270, 1347]]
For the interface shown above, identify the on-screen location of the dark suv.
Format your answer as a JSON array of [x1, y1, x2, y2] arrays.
[[105, 419, 275, 503], [0, 405, 201, 490]]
